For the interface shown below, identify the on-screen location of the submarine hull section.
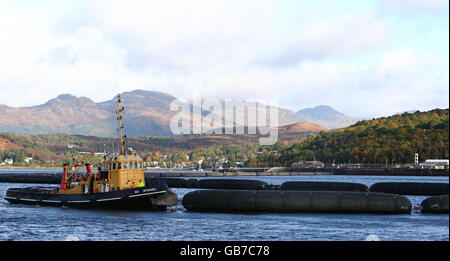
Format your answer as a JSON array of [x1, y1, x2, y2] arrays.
[[182, 190, 412, 214], [280, 181, 368, 192], [420, 195, 449, 214], [369, 182, 449, 195]]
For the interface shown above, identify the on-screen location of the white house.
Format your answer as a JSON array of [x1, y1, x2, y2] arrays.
[[4, 158, 13, 165]]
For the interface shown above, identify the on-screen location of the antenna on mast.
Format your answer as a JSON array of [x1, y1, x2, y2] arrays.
[[116, 94, 125, 155]]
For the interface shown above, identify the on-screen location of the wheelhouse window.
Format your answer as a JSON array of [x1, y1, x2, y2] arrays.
[[124, 162, 129, 169], [134, 161, 138, 169], [129, 161, 134, 170], [112, 163, 116, 170], [118, 163, 122, 169]]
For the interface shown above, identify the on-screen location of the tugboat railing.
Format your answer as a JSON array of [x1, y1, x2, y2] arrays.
[[64, 152, 95, 188]]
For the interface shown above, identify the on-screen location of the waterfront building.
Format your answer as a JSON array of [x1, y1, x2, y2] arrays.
[[424, 159, 449, 169]]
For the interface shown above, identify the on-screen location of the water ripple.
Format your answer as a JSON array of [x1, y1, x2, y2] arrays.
[[0, 175, 448, 241]]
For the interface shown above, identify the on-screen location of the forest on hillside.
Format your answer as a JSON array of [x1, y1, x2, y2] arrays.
[[0, 132, 282, 168], [253, 109, 449, 167], [1, 109, 448, 168]]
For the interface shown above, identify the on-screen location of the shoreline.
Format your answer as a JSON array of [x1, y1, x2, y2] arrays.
[[0, 167, 62, 170], [0, 171, 448, 179]]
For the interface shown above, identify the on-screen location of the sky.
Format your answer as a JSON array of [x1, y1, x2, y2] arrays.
[[0, 0, 448, 118]]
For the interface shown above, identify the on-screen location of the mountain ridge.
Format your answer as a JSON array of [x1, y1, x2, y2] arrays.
[[1, 90, 358, 137]]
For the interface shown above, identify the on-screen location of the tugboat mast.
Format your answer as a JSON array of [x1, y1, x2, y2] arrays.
[[116, 94, 125, 155]]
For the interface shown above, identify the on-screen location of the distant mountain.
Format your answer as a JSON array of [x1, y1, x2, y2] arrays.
[[295, 105, 360, 129], [0, 90, 181, 137], [392, 110, 420, 116], [0, 90, 353, 137]]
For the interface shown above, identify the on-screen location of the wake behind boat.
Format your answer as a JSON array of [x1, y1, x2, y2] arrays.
[[4, 94, 178, 210]]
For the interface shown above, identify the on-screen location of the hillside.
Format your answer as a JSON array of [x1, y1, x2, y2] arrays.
[[255, 108, 449, 167], [278, 122, 329, 133], [0, 132, 259, 167], [0, 137, 19, 151], [0, 120, 328, 167]]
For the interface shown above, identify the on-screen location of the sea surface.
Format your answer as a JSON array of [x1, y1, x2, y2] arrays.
[[0, 171, 448, 241]]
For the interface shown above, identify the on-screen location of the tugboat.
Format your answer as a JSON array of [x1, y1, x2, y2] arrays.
[[4, 94, 178, 210]]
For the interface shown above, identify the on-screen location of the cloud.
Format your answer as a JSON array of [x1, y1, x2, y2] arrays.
[[322, 49, 449, 117], [173, 48, 448, 118], [82, 0, 286, 72], [0, 0, 447, 119], [379, 0, 449, 16], [254, 13, 390, 67]]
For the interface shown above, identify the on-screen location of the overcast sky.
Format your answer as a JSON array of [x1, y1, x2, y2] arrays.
[[0, 0, 448, 117]]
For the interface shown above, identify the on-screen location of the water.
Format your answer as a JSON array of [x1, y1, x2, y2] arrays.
[[0, 173, 448, 241]]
